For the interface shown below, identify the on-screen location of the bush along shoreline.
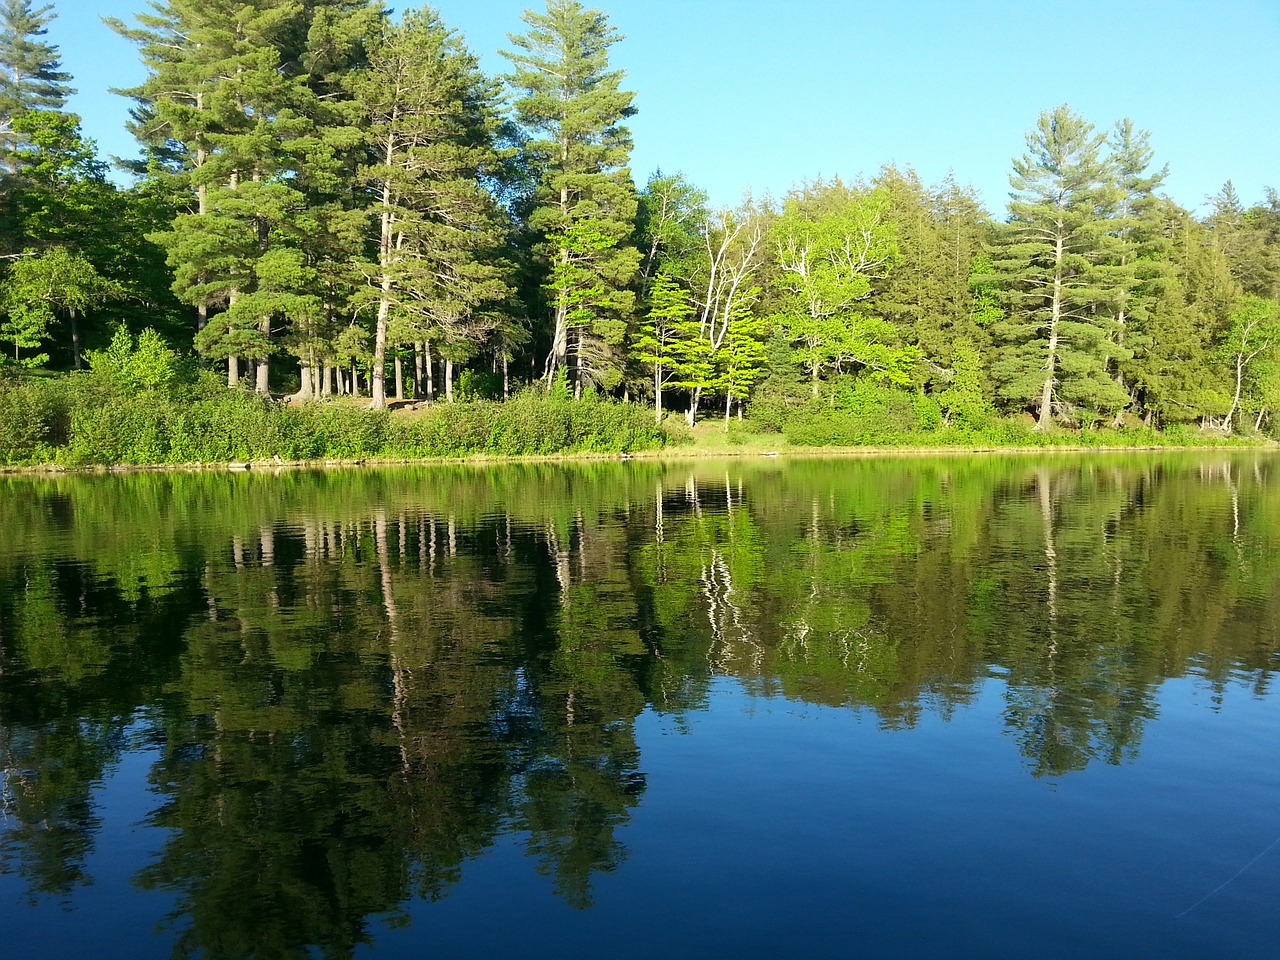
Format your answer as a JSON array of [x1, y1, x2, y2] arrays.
[[0, 347, 1261, 471]]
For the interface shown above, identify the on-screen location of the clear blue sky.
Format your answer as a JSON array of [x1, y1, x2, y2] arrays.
[[51, 0, 1280, 216]]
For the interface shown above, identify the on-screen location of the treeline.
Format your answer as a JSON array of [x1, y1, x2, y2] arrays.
[[1, 0, 1279, 441]]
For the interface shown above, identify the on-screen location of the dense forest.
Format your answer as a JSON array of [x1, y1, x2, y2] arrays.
[[1, 0, 1279, 461]]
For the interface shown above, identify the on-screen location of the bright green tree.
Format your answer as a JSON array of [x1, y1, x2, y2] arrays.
[[1219, 294, 1280, 431], [713, 304, 768, 427], [0, 246, 123, 367], [636, 170, 708, 289], [630, 271, 704, 421], [771, 181, 913, 395], [501, 0, 641, 392]]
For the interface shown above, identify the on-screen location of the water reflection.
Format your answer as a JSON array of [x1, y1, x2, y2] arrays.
[[1, 455, 1278, 953]]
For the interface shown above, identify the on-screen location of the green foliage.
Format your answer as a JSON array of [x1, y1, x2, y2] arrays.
[[936, 340, 996, 429], [0, 373, 669, 466], [989, 105, 1132, 426], [85, 326, 180, 392], [0, 368, 55, 460]]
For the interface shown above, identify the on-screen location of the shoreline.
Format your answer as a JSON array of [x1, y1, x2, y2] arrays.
[[1, 439, 1273, 478]]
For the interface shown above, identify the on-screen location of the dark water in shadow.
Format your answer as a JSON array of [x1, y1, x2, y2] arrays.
[[1, 454, 1277, 959]]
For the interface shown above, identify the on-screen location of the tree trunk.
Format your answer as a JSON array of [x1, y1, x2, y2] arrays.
[[69, 307, 81, 370], [414, 343, 424, 400], [572, 327, 582, 399], [425, 343, 435, 400], [686, 385, 702, 427], [394, 354, 404, 400], [256, 352, 270, 395], [544, 166, 571, 383], [503, 354, 510, 400], [655, 364, 663, 424], [1036, 234, 1065, 430], [371, 139, 397, 410], [228, 356, 239, 388], [445, 357, 454, 403]]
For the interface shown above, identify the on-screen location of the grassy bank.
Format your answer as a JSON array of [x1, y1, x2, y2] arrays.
[[0, 369, 1264, 470], [0, 372, 667, 467]]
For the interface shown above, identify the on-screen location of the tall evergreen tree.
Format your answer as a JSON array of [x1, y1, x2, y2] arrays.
[[350, 7, 511, 409], [0, 0, 73, 172], [1124, 200, 1226, 424], [112, 0, 381, 392], [989, 105, 1128, 428], [501, 0, 641, 394], [868, 165, 989, 387], [1099, 119, 1170, 419], [1207, 181, 1280, 300]]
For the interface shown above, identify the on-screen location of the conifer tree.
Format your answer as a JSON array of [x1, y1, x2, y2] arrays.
[[350, 6, 511, 409], [1121, 201, 1223, 424], [1097, 119, 1169, 419], [868, 166, 989, 387], [501, 0, 641, 393], [112, 0, 377, 392], [0, 0, 73, 171], [989, 105, 1129, 427]]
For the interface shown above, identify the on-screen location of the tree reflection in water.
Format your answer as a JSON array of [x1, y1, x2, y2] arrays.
[[1, 455, 1277, 953]]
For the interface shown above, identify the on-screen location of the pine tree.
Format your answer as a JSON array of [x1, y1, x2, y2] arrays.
[[1207, 181, 1280, 299], [868, 166, 990, 387], [1123, 201, 1224, 424], [112, 0, 372, 392], [1098, 119, 1169, 420], [501, 0, 641, 393], [989, 105, 1129, 428], [350, 6, 511, 408], [0, 0, 73, 171]]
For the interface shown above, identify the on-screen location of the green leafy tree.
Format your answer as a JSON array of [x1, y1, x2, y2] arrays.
[[771, 181, 912, 396], [636, 170, 708, 288], [0, 246, 123, 367], [682, 204, 767, 424], [1219, 294, 1280, 431], [85, 325, 180, 392], [502, 0, 641, 392], [630, 271, 704, 421]]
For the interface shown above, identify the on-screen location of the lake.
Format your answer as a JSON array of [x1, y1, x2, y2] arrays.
[[1, 454, 1278, 959]]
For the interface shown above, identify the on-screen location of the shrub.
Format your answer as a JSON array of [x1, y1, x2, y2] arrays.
[[0, 372, 56, 464]]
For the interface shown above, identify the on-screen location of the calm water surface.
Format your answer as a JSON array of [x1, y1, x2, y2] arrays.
[[1, 454, 1278, 959]]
